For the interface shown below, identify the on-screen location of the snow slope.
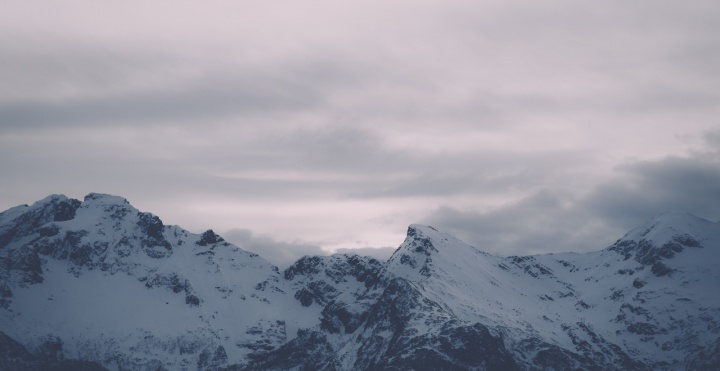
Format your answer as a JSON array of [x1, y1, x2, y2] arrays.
[[1, 194, 719, 370], [0, 194, 313, 370]]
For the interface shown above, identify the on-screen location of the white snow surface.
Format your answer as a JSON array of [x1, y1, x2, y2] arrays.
[[1, 195, 719, 370], [0, 193, 316, 369], [382, 216, 720, 367]]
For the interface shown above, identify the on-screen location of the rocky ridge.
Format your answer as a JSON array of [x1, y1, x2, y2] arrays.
[[1, 194, 718, 370]]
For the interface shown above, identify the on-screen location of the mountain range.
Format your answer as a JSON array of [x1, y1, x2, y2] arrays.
[[1, 193, 718, 370]]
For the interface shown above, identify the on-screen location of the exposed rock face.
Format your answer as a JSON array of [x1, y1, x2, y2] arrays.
[[0, 195, 81, 250], [197, 229, 225, 246], [1, 195, 719, 370]]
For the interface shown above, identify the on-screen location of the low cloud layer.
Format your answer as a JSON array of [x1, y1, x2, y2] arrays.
[[425, 142, 720, 255], [1, 1, 719, 262], [222, 228, 397, 268], [222, 229, 326, 269]]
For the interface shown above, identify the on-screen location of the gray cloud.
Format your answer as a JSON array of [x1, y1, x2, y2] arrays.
[[424, 146, 720, 256], [222, 228, 327, 269], [0, 74, 323, 130], [424, 190, 604, 256], [219, 228, 398, 269], [0, 42, 165, 102], [1, 1, 719, 260], [345, 149, 592, 199], [705, 131, 720, 149], [582, 152, 720, 228]]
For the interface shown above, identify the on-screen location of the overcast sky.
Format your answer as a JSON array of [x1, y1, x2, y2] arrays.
[[1, 1, 719, 268]]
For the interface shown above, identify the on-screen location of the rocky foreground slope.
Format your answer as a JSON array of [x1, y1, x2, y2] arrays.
[[1, 193, 718, 370]]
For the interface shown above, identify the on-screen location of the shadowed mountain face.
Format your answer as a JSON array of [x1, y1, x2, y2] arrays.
[[1, 194, 719, 370]]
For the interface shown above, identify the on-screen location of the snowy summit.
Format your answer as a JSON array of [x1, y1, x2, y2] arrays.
[[1, 194, 719, 370]]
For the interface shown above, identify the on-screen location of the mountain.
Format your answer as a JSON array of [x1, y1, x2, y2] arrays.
[[1, 194, 718, 370]]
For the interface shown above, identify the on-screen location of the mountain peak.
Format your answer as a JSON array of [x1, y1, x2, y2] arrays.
[[0, 194, 81, 249], [387, 224, 489, 279], [404, 224, 441, 253], [27, 194, 81, 221], [406, 223, 440, 235], [617, 212, 715, 245], [82, 192, 130, 206], [34, 193, 71, 204], [608, 212, 719, 276], [3, 195, 720, 370]]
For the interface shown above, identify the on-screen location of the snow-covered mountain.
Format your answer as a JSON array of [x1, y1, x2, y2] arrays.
[[1, 193, 718, 370]]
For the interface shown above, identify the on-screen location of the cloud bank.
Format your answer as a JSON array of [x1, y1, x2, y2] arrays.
[[1, 1, 719, 263]]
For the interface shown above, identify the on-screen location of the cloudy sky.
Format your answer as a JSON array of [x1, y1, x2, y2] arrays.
[[1, 1, 719, 268]]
